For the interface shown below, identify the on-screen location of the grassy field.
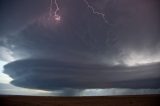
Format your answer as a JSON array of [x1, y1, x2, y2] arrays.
[[0, 95, 160, 106]]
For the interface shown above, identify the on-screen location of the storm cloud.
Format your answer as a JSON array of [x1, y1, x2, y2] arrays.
[[4, 58, 160, 90], [0, 0, 160, 95]]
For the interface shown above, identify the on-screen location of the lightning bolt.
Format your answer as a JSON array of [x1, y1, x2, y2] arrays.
[[49, 0, 53, 18], [49, 0, 61, 22], [48, 0, 108, 24], [83, 0, 108, 24], [54, 0, 61, 21], [49, 0, 107, 23]]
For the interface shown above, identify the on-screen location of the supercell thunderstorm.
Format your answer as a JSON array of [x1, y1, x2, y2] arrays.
[[0, 0, 160, 95]]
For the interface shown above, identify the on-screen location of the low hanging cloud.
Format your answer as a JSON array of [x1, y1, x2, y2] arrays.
[[4, 58, 160, 91]]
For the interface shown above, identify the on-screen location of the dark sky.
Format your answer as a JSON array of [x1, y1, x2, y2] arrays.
[[0, 0, 160, 96]]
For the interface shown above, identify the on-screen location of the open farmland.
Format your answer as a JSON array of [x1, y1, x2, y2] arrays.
[[0, 95, 160, 106]]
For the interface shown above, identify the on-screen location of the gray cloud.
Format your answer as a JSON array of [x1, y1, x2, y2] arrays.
[[4, 59, 160, 91], [1, 0, 159, 63], [1, 0, 160, 96]]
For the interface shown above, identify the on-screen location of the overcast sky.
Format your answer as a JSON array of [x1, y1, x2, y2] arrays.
[[0, 0, 160, 96]]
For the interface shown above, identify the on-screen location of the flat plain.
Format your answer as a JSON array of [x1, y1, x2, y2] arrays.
[[0, 94, 160, 106]]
